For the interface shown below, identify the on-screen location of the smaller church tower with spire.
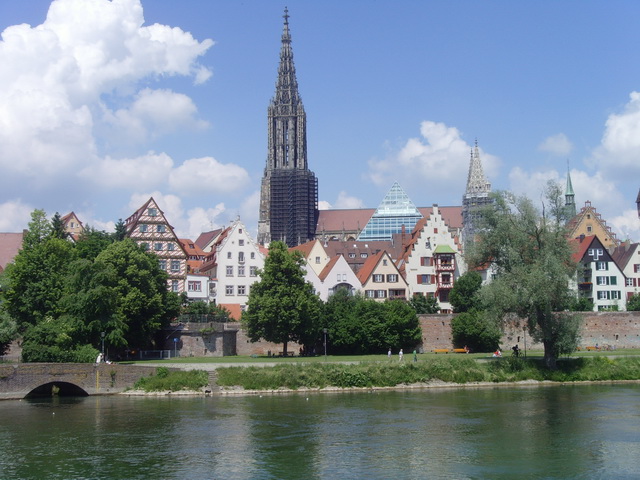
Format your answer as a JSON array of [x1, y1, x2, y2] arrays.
[[461, 140, 492, 248], [564, 164, 576, 221]]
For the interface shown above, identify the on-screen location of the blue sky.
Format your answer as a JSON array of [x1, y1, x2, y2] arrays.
[[0, 0, 639, 242]]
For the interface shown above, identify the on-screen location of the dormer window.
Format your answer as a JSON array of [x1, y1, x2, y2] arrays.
[[148, 208, 157, 217]]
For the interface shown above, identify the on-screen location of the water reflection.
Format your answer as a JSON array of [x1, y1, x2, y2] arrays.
[[0, 384, 639, 479]]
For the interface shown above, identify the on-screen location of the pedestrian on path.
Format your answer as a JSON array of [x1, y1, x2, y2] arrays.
[[399, 349, 404, 361], [388, 348, 392, 360]]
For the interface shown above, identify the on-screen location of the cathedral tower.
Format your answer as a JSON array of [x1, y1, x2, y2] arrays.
[[257, 8, 318, 247], [461, 140, 492, 247], [564, 164, 576, 221]]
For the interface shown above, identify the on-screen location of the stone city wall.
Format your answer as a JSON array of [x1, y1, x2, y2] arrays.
[[419, 311, 640, 351]]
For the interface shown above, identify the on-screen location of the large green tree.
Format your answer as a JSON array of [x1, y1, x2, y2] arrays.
[[322, 290, 422, 355], [469, 183, 582, 368], [243, 241, 322, 355], [409, 293, 440, 314], [449, 271, 483, 313]]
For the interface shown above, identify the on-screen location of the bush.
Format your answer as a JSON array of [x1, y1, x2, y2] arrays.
[[451, 310, 501, 352], [133, 368, 208, 392]]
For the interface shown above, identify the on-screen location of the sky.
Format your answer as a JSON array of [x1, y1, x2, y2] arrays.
[[0, 0, 639, 243]]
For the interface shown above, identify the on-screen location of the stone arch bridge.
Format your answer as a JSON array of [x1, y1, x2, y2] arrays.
[[0, 363, 159, 400]]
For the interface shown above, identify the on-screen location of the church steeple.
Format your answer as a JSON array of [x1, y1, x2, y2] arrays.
[[258, 8, 318, 247], [564, 163, 576, 220], [464, 139, 491, 196], [461, 140, 492, 248]]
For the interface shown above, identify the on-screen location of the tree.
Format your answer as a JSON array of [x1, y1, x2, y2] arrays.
[[50, 212, 68, 240], [568, 296, 594, 312], [243, 241, 321, 355], [409, 293, 440, 314], [323, 291, 422, 355], [449, 271, 483, 313], [469, 183, 582, 369], [113, 218, 127, 241], [75, 227, 114, 260], [451, 310, 501, 352], [5, 237, 77, 328], [0, 308, 18, 356], [22, 209, 51, 250], [627, 294, 640, 311]]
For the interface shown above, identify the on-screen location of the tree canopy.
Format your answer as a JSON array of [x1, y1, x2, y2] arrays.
[[449, 271, 483, 313], [468, 183, 582, 368], [243, 241, 322, 354]]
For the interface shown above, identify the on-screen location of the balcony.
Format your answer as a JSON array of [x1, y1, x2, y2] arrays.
[[578, 282, 592, 291]]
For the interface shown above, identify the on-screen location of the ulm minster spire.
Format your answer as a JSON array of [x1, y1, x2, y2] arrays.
[[258, 8, 318, 247]]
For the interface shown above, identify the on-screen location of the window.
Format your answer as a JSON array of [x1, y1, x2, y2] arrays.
[[158, 260, 167, 270], [238, 252, 245, 263], [373, 274, 384, 283], [171, 260, 180, 272], [188, 281, 202, 292], [315, 256, 321, 264], [417, 274, 431, 285], [596, 262, 608, 271], [337, 273, 341, 282], [361, 253, 368, 258], [420, 257, 432, 267], [387, 274, 398, 283], [238, 285, 246, 295], [250, 266, 257, 277], [349, 253, 356, 258], [634, 264, 640, 273], [167, 243, 174, 251], [376, 290, 386, 299], [596, 276, 608, 286], [157, 224, 166, 233], [239, 239, 244, 246], [239, 228, 243, 234], [365, 290, 375, 298], [587, 226, 592, 233], [250, 252, 255, 259], [140, 224, 148, 233], [612, 291, 621, 300], [627, 278, 633, 287], [154, 243, 163, 251], [434, 228, 438, 234], [148, 208, 157, 217], [342, 274, 347, 281], [227, 252, 232, 259], [238, 266, 245, 277], [226, 266, 233, 276], [226, 285, 234, 295], [171, 280, 179, 292], [383, 259, 388, 266]]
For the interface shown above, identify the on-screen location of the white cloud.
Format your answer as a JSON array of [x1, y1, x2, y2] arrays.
[[318, 201, 332, 211], [367, 120, 500, 202], [80, 152, 174, 190], [538, 133, 573, 156], [610, 209, 640, 243], [590, 91, 640, 179], [0, 200, 33, 232], [184, 204, 226, 240], [169, 156, 250, 195], [333, 191, 365, 209], [102, 88, 208, 143], [0, 0, 213, 199]]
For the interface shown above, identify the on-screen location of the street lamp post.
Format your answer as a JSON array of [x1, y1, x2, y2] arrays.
[[323, 328, 328, 359], [101, 331, 105, 361]]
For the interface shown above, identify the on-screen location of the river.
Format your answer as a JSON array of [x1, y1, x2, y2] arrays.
[[1, 384, 639, 479]]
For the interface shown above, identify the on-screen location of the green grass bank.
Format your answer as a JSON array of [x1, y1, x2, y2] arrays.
[[215, 356, 640, 390]]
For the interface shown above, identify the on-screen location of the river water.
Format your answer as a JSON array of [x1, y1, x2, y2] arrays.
[[0, 384, 639, 479]]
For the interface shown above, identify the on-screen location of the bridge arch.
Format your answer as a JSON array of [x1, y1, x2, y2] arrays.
[[26, 381, 89, 398]]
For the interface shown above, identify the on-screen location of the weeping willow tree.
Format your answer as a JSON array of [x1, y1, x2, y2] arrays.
[[468, 182, 582, 369]]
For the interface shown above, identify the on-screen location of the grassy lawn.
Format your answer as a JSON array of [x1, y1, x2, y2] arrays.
[[128, 348, 640, 365]]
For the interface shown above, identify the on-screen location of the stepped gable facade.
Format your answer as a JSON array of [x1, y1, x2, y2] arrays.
[[124, 197, 188, 292], [258, 8, 318, 247], [566, 201, 620, 249]]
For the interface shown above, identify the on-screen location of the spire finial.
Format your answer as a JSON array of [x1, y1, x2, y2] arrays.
[[283, 7, 289, 25]]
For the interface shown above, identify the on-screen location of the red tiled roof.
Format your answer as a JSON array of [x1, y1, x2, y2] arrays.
[[0, 232, 24, 271], [178, 239, 206, 257], [569, 235, 597, 263], [289, 239, 317, 258], [356, 250, 386, 284], [318, 255, 341, 281], [195, 228, 222, 251], [219, 303, 243, 321], [610, 242, 639, 270]]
